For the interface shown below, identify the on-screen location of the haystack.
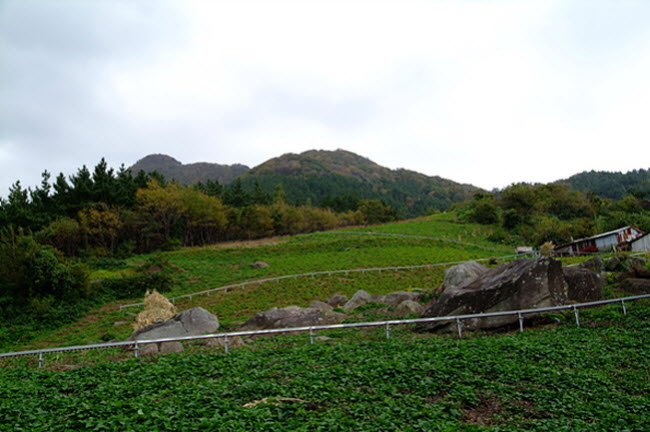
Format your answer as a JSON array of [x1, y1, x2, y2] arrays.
[[134, 290, 177, 331]]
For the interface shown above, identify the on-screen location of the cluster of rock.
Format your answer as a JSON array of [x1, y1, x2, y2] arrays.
[[239, 289, 425, 331], [129, 289, 428, 354], [129, 255, 647, 354]]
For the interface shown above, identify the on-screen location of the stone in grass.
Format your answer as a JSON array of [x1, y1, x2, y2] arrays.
[[310, 301, 334, 311], [240, 306, 345, 331], [395, 300, 424, 316], [252, 261, 270, 269], [343, 290, 372, 311], [383, 291, 423, 306], [326, 294, 348, 308]]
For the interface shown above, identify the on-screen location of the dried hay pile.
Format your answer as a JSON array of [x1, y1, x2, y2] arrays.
[[540, 241, 555, 257], [134, 289, 177, 331]]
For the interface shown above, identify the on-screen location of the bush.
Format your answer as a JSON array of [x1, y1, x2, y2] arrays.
[[95, 272, 173, 300]]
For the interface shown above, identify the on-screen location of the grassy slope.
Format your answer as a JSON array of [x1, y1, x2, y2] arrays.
[[10, 213, 513, 350]]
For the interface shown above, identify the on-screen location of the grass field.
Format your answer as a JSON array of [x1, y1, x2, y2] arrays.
[[8, 214, 517, 351]]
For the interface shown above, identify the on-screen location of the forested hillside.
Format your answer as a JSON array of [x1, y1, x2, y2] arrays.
[[557, 168, 650, 200], [236, 149, 479, 217]]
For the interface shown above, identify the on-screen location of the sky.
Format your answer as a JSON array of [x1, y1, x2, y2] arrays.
[[1, 0, 649, 197]]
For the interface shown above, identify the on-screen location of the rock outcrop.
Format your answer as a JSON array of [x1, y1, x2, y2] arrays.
[[129, 307, 219, 355], [418, 258, 568, 332], [239, 306, 346, 331]]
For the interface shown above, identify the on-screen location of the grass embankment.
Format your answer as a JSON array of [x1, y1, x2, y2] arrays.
[[8, 214, 514, 351], [1, 302, 648, 431]]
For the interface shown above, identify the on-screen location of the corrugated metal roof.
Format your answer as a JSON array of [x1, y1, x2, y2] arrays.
[[555, 225, 645, 250]]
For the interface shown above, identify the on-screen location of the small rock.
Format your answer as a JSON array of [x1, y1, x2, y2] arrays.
[[326, 294, 348, 307], [384, 291, 422, 306], [315, 336, 332, 342], [252, 261, 270, 269], [310, 301, 334, 311], [395, 300, 424, 315], [159, 342, 184, 354], [578, 256, 605, 274], [206, 336, 246, 349], [343, 290, 372, 311]]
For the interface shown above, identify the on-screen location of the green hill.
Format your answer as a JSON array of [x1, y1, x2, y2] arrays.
[[238, 149, 480, 216]]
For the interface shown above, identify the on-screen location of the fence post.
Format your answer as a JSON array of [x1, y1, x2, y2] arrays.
[[309, 328, 315, 345], [518, 312, 524, 333], [573, 306, 580, 327], [456, 318, 463, 339], [38, 352, 43, 368], [385, 323, 391, 339], [621, 300, 627, 315], [134, 343, 139, 358], [224, 336, 229, 354]]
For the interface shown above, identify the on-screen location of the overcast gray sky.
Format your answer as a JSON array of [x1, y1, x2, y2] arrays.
[[1, 0, 649, 197]]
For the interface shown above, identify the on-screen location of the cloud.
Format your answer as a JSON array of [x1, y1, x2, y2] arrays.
[[1, 0, 649, 196]]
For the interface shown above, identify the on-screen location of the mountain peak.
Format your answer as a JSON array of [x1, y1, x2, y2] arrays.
[[130, 154, 249, 185]]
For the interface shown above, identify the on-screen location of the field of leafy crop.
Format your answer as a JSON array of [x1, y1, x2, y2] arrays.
[[1, 302, 648, 431]]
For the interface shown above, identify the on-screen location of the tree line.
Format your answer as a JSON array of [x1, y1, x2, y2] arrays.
[[459, 182, 650, 246], [0, 158, 400, 258]]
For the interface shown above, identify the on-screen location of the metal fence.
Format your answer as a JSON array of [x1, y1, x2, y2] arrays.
[[119, 253, 528, 310], [3, 294, 649, 368]]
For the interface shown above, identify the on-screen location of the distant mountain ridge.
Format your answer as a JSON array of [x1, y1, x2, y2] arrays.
[[130, 154, 250, 185], [237, 149, 480, 216], [130, 149, 480, 216], [130, 150, 648, 217]]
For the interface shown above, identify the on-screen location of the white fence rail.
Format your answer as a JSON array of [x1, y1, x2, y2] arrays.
[[3, 294, 649, 368], [119, 254, 528, 310]]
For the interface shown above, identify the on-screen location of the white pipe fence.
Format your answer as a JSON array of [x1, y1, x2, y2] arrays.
[[119, 253, 528, 310], [3, 294, 648, 368]]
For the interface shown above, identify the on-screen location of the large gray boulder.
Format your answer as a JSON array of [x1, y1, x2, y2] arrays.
[[443, 261, 488, 290], [239, 306, 346, 331], [563, 267, 604, 302], [418, 258, 568, 332], [343, 290, 372, 311], [129, 307, 219, 355]]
